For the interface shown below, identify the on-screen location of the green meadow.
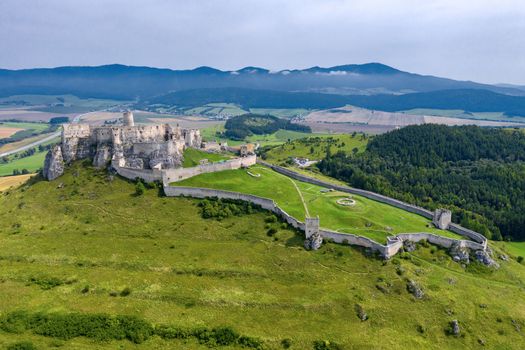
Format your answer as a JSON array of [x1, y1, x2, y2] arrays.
[[262, 134, 368, 164], [175, 165, 459, 243], [0, 163, 524, 349]]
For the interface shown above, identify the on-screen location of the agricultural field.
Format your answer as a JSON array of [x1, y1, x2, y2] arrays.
[[0, 173, 34, 191], [401, 108, 525, 123], [182, 148, 232, 168], [249, 108, 311, 119], [0, 151, 46, 177], [0, 163, 524, 349], [184, 103, 247, 117], [262, 133, 368, 165], [174, 165, 458, 243], [299, 105, 525, 134], [0, 94, 127, 114]]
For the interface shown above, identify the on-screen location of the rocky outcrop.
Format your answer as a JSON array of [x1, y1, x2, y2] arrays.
[[406, 279, 424, 299], [449, 320, 460, 336], [449, 241, 470, 264], [93, 145, 111, 168], [475, 250, 499, 268], [304, 232, 323, 250], [43, 145, 65, 180]]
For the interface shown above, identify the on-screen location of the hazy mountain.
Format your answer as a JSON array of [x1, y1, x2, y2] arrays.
[[0, 63, 523, 100], [145, 87, 525, 116]]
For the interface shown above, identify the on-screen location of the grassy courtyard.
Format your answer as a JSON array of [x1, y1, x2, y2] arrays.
[[174, 165, 460, 243], [182, 148, 232, 168]]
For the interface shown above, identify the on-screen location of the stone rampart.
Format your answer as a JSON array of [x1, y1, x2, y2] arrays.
[[163, 184, 489, 258], [258, 160, 434, 218], [257, 161, 488, 248], [114, 166, 163, 183], [163, 155, 257, 184]]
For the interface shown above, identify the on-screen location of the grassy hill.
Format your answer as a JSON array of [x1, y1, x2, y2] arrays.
[[175, 165, 460, 243], [0, 163, 524, 349], [261, 134, 368, 165]]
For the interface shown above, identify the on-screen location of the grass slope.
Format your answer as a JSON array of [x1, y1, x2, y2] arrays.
[[0, 163, 524, 349], [175, 165, 459, 243], [263, 134, 368, 165], [0, 174, 34, 191]]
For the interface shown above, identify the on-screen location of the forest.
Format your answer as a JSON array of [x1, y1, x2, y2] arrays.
[[317, 125, 525, 241], [224, 113, 310, 140]]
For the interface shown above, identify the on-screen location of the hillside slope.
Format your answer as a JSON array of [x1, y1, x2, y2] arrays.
[[0, 163, 524, 349]]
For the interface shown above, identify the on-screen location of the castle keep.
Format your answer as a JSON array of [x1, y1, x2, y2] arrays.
[[43, 112, 202, 180]]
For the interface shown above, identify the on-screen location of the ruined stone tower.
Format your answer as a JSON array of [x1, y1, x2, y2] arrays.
[[123, 111, 134, 127], [304, 216, 322, 250], [433, 209, 452, 230]]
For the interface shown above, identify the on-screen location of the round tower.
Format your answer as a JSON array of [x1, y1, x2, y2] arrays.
[[123, 111, 134, 127]]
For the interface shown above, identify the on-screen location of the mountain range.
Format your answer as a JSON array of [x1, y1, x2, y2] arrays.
[[2, 63, 525, 115]]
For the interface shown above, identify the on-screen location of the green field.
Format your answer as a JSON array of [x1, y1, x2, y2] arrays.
[[200, 126, 319, 147], [249, 108, 311, 119], [263, 134, 368, 165], [185, 103, 247, 117], [174, 165, 459, 243], [0, 163, 524, 349], [401, 108, 525, 122], [0, 137, 59, 177], [0, 121, 50, 133], [0, 151, 46, 176], [0, 94, 127, 113], [182, 148, 231, 168]]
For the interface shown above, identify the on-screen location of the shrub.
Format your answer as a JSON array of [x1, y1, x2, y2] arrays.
[[135, 181, 145, 196], [281, 338, 292, 348], [313, 340, 343, 350], [6, 341, 37, 350], [267, 228, 277, 237], [120, 287, 132, 297], [517, 256, 524, 263], [81, 285, 89, 294]]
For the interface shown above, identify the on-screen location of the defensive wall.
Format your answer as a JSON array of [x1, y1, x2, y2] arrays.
[[162, 185, 487, 258], [163, 155, 256, 184], [257, 160, 487, 247], [113, 155, 488, 258]]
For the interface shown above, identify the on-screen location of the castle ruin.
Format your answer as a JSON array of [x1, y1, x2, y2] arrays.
[[43, 111, 202, 180]]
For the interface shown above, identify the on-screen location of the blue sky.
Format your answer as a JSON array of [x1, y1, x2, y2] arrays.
[[0, 0, 524, 84]]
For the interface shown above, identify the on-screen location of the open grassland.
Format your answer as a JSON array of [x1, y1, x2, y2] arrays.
[[182, 148, 232, 168], [0, 94, 127, 114], [0, 163, 524, 349], [0, 109, 74, 122], [175, 165, 458, 243], [0, 152, 46, 176], [200, 126, 318, 147], [401, 108, 525, 123], [0, 174, 34, 191], [263, 134, 368, 165], [249, 108, 311, 119], [184, 103, 247, 117]]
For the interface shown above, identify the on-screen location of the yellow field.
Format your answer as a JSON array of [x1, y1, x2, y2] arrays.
[[0, 127, 23, 138], [0, 174, 34, 191]]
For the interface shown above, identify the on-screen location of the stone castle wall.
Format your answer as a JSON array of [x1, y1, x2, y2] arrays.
[[162, 155, 257, 184], [257, 161, 488, 247], [258, 160, 435, 219]]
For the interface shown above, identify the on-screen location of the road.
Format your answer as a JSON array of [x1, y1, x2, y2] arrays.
[[0, 111, 94, 158]]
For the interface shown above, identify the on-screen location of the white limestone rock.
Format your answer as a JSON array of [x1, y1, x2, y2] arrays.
[[43, 145, 65, 180]]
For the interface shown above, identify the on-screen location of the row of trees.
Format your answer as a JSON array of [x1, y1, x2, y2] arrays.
[[317, 125, 525, 241]]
